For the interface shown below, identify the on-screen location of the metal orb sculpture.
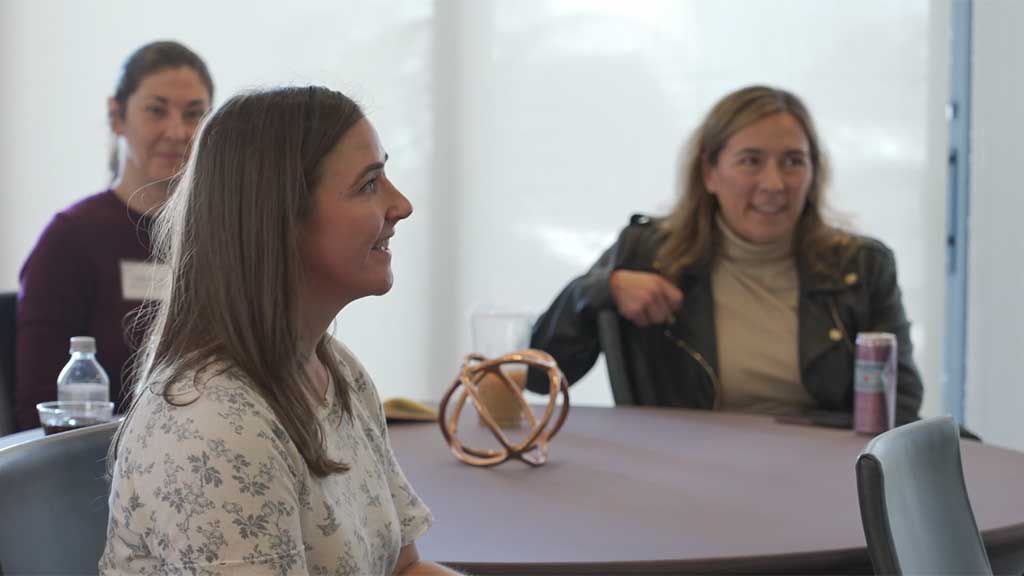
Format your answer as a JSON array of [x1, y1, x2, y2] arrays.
[[439, 349, 569, 467]]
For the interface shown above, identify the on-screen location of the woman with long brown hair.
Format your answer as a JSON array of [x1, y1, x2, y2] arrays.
[[101, 87, 456, 575], [529, 85, 923, 425]]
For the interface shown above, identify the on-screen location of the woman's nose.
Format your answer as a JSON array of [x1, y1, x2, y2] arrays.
[[759, 161, 785, 191], [165, 112, 191, 141], [388, 184, 413, 222]]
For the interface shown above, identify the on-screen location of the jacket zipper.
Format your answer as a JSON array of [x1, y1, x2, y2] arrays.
[[663, 298, 847, 408], [827, 298, 855, 354], [662, 327, 721, 409]]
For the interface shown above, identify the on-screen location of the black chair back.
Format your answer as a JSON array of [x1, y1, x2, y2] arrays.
[[856, 415, 992, 575], [0, 292, 16, 435], [0, 421, 117, 574], [597, 309, 636, 405]]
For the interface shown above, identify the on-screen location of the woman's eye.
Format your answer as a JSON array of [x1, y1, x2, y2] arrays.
[[783, 155, 807, 167], [738, 156, 760, 167], [360, 178, 379, 194], [147, 107, 167, 117]]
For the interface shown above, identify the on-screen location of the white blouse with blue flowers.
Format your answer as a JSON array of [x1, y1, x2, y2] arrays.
[[100, 341, 432, 576]]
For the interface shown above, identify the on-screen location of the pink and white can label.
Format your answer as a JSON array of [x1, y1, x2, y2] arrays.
[[853, 332, 897, 435]]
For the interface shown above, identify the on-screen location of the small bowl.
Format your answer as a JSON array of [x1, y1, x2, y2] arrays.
[[36, 401, 115, 435]]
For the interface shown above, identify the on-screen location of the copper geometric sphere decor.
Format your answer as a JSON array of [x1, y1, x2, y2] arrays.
[[438, 349, 569, 467]]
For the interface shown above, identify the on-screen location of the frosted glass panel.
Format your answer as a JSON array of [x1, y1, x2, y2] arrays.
[[1, 0, 948, 413], [965, 0, 1024, 451], [0, 0, 439, 402], [447, 0, 946, 408]]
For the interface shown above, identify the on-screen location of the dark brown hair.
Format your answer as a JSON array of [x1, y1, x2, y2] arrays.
[[112, 86, 364, 477], [656, 85, 853, 279]]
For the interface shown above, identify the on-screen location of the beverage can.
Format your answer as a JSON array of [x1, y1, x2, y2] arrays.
[[853, 332, 897, 434]]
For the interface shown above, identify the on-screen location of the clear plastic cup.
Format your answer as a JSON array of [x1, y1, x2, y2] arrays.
[[470, 310, 533, 428], [36, 401, 115, 435]]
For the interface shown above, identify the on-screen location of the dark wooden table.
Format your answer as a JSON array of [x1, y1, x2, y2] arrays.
[[389, 405, 1024, 575], [4, 405, 1022, 574]]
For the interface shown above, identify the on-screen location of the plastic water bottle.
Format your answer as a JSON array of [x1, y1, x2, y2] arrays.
[[56, 336, 111, 403]]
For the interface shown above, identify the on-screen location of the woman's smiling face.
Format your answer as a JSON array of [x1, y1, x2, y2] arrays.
[[703, 112, 813, 244], [299, 118, 413, 309]]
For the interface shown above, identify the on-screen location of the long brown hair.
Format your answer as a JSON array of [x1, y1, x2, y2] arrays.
[[111, 86, 364, 477], [656, 85, 853, 279]]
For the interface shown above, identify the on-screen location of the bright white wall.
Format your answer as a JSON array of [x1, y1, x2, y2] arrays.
[[965, 0, 1024, 451], [2, 0, 950, 413]]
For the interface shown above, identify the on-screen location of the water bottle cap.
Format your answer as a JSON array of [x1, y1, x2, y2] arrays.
[[69, 336, 97, 354]]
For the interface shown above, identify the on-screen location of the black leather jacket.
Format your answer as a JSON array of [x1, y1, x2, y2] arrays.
[[528, 215, 924, 425]]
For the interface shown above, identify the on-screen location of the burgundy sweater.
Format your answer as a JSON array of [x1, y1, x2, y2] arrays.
[[15, 190, 154, 430]]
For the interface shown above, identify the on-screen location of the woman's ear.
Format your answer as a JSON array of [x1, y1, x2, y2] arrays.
[[108, 97, 124, 135], [702, 154, 717, 194]]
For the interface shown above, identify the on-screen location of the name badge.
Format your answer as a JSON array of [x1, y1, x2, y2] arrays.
[[120, 260, 170, 302]]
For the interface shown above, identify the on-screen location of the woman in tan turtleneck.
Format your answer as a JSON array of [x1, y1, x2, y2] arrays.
[[530, 85, 924, 424]]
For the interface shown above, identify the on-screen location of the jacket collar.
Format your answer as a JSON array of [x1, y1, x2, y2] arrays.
[[677, 248, 858, 293], [797, 255, 861, 294]]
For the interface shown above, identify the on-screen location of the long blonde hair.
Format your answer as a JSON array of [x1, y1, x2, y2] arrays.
[[112, 87, 365, 477], [656, 85, 853, 279]]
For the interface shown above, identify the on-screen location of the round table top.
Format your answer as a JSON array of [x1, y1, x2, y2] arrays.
[[4, 405, 1022, 573], [389, 405, 1024, 575]]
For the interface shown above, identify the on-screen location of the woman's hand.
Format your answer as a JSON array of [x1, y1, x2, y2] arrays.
[[609, 270, 683, 327]]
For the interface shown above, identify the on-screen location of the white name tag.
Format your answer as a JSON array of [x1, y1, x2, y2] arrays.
[[120, 260, 170, 302]]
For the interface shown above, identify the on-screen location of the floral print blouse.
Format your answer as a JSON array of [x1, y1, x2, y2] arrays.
[[100, 341, 433, 575]]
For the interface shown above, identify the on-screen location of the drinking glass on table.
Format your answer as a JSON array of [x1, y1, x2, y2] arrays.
[[36, 401, 115, 435], [470, 309, 533, 428]]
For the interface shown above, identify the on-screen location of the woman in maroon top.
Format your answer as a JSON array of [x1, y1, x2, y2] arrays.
[[14, 41, 214, 430]]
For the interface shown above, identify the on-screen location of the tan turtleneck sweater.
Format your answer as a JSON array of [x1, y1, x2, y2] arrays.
[[711, 215, 815, 415]]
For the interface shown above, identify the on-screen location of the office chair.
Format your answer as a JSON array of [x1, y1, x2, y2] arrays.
[[597, 309, 636, 405], [856, 415, 992, 575], [0, 421, 118, 575], [0, 292, 16, 436]]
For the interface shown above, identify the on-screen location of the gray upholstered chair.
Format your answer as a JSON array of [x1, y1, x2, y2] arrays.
[[856, 415, 992, 575], [0, 421, 118, 575], [0, 291, 16, 436]]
